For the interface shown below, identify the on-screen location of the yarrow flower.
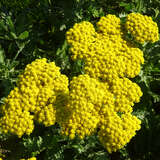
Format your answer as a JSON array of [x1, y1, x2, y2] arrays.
[[110, 78, 143, 113], [125, 13, 159, 43], [97, 14, 122, 35], [58, 74, 113, 139], [58, 74, 143, 153], [0, 58, 69, 137], [66, 14, 147, 81], [99, 106, 141, 153], [64, 12, 157, 153]]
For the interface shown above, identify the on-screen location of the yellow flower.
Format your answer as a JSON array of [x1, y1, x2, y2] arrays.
[[0, 58, 69, 137], [66, 14, 145, 81], [125, 13, 159, 43], [98, 106, 141, 153]]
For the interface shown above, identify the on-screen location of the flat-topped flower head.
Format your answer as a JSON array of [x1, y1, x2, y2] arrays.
[[0, 107, 34, 138], [125, 13, 159, 43], [66, 14, 145, 81], [97, 14, 122, 35], [58, 74, 142, 144], [59, 75, 112, 139], [0, 58, 69, 137], [110, 77, 143, 113], [99, 106, 141, 153]]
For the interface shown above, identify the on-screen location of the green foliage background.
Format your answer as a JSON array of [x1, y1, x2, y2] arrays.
[[0, 0, 160, 159]]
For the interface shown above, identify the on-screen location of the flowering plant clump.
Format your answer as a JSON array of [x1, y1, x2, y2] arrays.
[[0, 12, 159, 155], [125, 13, 159, 43], [0, 58, 69, 137], [64, 13, 159, 153]]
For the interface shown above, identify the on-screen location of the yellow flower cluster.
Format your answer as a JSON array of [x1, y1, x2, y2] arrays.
[[66, 21, 96, 45], [0, 58, 69, 137], [99, 106, 141, 153], [110, 78, 143, 113], [97, 14, 122, 35], [0, 104, 34, 137], [64, 13, 151, 153], [59, 74, 113, 139], [20, 157, 36, 160], [66, 21, 97, 60], [125, 13, 159, 43], [59, 75, 142, 153], [84, 37, 144, 80], [66, 14, 147, 81]]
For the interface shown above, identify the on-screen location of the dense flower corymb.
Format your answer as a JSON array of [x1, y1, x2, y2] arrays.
[[66, 14, 146, 81], [125, 13, 159, 43], [58, 74, 142, 153], [58, 74, 113, 139], [0, 58, 69, 137], [99, 106, 141, 153], [97, 14, 122, 35], [110, 78, 143, 113], [64, 13, 150, 153], [1, 12, 155, 154]]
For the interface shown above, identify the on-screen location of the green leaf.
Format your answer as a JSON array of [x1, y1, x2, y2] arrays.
[[119, 2, 133, 11], [18, 31, 29, 40], [60, 24, 66, 31], [7, 15, 15, 32], [10, 31, 17, 39], [95, 154, 109, 160], [0, 47, 4, 64], [0, 20, 8, 31], [37, 136, 43, 148]]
